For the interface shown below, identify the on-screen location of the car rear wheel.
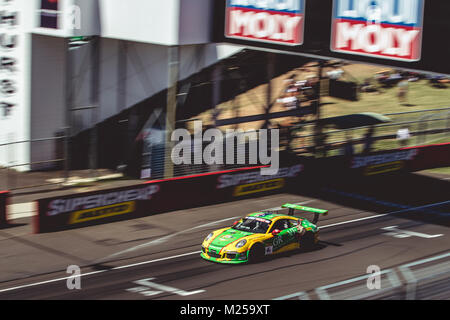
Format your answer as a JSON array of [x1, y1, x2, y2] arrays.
[[301, 231, 316, 250], [248, 243, 265, 263]]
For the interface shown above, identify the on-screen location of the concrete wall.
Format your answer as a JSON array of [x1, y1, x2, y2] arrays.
[[178, 0, 214, 45], [99, 0, 180, 45], [28, 34, 242, 168], [30, 35, 66, 169], [21, 0, 243, 169]]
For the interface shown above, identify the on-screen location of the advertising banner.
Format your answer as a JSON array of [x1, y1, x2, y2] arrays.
[[349, 143, 450, 176], [402, 142, 450, 172], [35, 165, 304, 233], [0, 191, 9, 226], [225, 0, 305, 45], [331, 0, 425, 61], [350, 148, 419, 176], [215, 0, 450, 75]]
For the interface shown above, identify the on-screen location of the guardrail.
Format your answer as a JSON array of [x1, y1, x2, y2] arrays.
[[274, 252, 450, 300]]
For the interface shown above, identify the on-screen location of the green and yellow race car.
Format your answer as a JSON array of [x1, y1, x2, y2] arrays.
[[201, 203, 328, 264]]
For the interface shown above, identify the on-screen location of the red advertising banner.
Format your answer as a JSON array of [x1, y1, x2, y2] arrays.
[[331, 0, 425, 61], [225, 0, 305, 46], [215, 0, 450, 75]]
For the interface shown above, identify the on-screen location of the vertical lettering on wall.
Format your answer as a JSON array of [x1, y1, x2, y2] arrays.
[[39, 0, 60, 29], [331, 0, 425, 61], [0, 0, 18, 120]]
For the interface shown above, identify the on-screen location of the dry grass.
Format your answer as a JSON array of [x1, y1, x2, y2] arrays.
[[189, 62, 450, 135]]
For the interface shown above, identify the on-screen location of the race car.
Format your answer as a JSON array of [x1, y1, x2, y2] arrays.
[[200, 203, 328, 264]]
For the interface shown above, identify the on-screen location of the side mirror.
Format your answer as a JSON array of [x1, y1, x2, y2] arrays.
[[272, 229, 281, 236]]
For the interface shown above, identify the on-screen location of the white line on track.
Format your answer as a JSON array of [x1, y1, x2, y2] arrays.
[[0, 270, 107, 294], [0, 251, 201, 294], [321, 199, 450, 229], [1, 199, 448, 294], [95, 216, 242, 263]]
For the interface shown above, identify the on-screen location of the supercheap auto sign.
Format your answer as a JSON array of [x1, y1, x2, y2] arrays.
[[225, 0, 305, 45], [331, 0, 425, 61]]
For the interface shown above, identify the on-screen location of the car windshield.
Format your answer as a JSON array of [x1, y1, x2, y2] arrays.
[[232, 217, 271, 234]]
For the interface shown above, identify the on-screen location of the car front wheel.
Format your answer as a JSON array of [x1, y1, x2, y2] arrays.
[[248, 243, 265, 263]]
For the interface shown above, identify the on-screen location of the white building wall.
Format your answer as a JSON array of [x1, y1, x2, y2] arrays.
[[0, 0, 32, 170], [178, 0, 214, 45], [99, 0, 180, 45], [2, 0, 244, 170], [29, 35, 66, 169]]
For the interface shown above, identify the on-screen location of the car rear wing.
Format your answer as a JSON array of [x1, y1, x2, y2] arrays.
[[282, 203, 328, 224]]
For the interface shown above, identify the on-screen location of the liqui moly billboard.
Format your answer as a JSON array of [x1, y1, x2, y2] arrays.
[[225, 0, 305, 46], [331, 0, 425, 61]]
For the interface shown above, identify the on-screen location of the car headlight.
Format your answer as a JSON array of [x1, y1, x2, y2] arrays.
[[205, 233, 214, 242], [236, 239, 247, 248]]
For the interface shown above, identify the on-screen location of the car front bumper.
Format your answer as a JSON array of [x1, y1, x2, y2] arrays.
[[200, 251, 249, 264]]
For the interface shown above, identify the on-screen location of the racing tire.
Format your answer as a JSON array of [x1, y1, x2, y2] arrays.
[[248, 243, 265, 263], [301, 231, 316, 250]]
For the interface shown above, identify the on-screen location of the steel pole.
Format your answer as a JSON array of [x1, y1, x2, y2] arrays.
[[164, 46, 179, 179], [64, 39, 73, 183], [90, 36, 100, 174]]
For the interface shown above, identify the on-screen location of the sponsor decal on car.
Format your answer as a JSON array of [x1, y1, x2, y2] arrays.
[[248, 216, 272, 223], [272, 234, 284, 250], [233, 178, 285, 197], [331, 0, 425, 61], [69, 201, 135, 224], [225, 0, 305, 46]]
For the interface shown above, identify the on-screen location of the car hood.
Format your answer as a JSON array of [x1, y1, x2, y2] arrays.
[[209, 228, 253, 248]]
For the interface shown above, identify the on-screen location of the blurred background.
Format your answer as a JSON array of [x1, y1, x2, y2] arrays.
[[0, 0, 449, 192]]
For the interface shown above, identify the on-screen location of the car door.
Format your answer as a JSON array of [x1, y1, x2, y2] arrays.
[[269, 219, 298, 252]]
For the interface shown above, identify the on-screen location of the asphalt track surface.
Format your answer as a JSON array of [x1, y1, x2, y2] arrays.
[[0, 172, 448, 300]]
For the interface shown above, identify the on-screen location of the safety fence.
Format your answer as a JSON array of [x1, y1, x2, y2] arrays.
[[0, 132, 105, 191], [140, 129, 278, 180], [0, 135, 67, 191], [1, 108, 449, 191], [290, 107, 450, 157], [142, 108, 450, 180], [274, 252, 450, 300]]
